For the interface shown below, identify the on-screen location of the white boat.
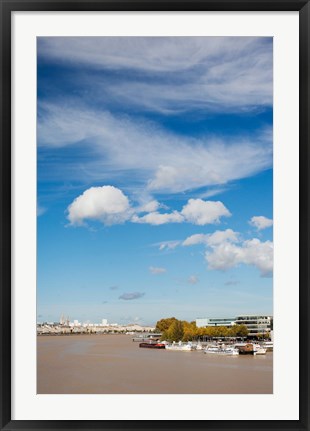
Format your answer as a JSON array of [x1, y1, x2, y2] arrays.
[[254, 346, 267, 355], [204, 346, 239, 356], [165, 341, 194, 351]]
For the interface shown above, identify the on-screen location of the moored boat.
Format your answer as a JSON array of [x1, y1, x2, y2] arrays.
[[253, 346, 267, 355], [204, 346, 239, 356], [139, 342, 165, 349], [235, 342, 267, 355], [165, 341, 194, 351]]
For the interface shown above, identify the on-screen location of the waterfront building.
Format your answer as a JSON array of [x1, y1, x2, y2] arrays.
[[196, 317, 236, 328], [196, 315, 272, 337], [234, 315, 272, 336]]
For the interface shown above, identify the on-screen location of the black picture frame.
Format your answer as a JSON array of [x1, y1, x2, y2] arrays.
[[1, 1, 309, 430]]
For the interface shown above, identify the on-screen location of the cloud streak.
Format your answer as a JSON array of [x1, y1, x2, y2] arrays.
[[38, 103, 272, 195], [38, 37, 272, 113], [149, 266, 167, 275], [188, 275, 199, 285]]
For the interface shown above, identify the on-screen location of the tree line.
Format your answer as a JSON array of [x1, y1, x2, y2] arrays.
[[155, 317, 250, 342]]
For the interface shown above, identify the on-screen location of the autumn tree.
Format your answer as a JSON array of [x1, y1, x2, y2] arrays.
[[234, 324, 248, 337], [155, 317, 178, 332], [182, 321, 197, 341], [167, 320, 184, 342]]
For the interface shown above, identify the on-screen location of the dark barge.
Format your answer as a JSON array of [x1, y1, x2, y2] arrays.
[[139, 342, 166, 349]]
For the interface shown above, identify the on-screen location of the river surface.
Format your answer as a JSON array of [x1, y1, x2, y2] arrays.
[[37, 334, 273, 394]]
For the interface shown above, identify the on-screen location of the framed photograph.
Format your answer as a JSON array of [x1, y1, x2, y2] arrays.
[[1, 1, 309, 430]]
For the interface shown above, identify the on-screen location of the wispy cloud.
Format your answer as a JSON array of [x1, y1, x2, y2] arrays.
[[38, 37, 272, 113], [197, 187, 229, 199], [225, 280, 240, 286], [182, 229, 239, 246], [188, 275, 199, 285], [149, 266, 167, 275], [157, 240, 181, 251], [38, 103, 272, 195], [37, 204, 46, 216]]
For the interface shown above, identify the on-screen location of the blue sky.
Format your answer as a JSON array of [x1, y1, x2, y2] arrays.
[[37, 37, 273, 325]]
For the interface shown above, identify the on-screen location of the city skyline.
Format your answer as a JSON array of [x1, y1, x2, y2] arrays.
[[37, 37, 273, 325]]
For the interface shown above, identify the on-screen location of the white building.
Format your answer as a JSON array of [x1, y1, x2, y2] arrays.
[[196, 317, 236, 328], [101, 319, 108, 326]]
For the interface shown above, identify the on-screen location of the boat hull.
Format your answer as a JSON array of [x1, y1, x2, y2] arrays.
[[139, 342, 165, 349]]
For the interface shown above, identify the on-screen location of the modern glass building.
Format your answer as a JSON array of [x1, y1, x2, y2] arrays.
[[196, 315, 272, 336], [196, 317, 236, 328], [234, 315, 272, 336]]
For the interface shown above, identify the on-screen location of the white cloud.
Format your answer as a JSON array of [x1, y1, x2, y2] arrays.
[[183, 229, 238, 246], [67, 186, 232, 227], [188, 275, 199, 285], [38, 103, 272, 195], [181, 199, 231, 225], [138, 200, 160, 213], [132, 199, 230, 226], [249, 215, 273, 230], [183, 234, 208, 246], [205, 229, 239, 245], [132, 211, 184, 225], [67, 185, 131, 226], [180, 229, 272, 276], [206, 238, 273, 277], [149, 266, 167, 275]]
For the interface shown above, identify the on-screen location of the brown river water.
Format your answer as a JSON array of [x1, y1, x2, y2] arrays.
[[37, 334, 273, 394]]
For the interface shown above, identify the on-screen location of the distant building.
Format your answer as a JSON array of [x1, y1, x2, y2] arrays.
[[234, 315, 272, 337], [196, 317, 236, 328], [101, 319, 108, 326]]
